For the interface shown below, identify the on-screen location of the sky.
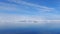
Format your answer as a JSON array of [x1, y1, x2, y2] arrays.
[[0, 0, 60, 26]]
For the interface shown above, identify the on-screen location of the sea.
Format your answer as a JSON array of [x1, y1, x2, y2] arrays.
[[0, 22, 60, 34]]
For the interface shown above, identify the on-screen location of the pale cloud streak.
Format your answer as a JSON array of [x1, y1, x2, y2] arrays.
[[16, 0, 55, 12], [0, 0, 55, 12], [0, 2, 22, 11]]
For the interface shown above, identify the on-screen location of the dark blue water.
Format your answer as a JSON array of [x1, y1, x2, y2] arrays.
[[0, 22, 60, 34], [0, 27, 60, 34]]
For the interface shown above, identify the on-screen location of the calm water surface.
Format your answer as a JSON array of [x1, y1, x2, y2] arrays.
[[0, 22, 60, 34]]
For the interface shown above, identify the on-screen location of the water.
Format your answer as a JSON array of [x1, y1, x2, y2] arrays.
[[0, 22, 60, 34]]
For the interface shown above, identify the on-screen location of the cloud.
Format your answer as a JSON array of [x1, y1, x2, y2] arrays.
[[0, 2, 22, 11], [9, 0, 55, 12], [0, 0, 55, 13], [0, 14, 45, 23], [0, 0, 60, 29], [0, 14, 47, 28], [0, 14, 60, 25], [0, 14, 60, 29]]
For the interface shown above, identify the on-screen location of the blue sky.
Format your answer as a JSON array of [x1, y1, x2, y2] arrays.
[[0, 0, 60, 24]]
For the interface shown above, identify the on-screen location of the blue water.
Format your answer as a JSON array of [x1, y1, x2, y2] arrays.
[[0, 27, 60, 34], [0, 22, 60, 34]]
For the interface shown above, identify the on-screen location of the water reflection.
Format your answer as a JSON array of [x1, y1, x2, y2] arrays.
[[0, 22, 60, 34]]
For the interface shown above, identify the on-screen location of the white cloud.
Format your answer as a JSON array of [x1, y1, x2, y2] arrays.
[[0, 14, 47, 28], [8, 0, 55, 12], [0, 14, 45, 23], [0, 0, 60, 30], [0, 0, 60, 29], [0, 14, 60, 25], [0, 0, 55, 12], [0, 2, 22, 11], [0, 14, 60, 29]]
